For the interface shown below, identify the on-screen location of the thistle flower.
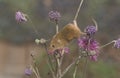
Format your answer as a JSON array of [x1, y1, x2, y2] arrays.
[[114, 38, 120, 48], [25, 68, 32, 76], [15, 11, 27, 22], [78, 36, 99, 61], [78, 37, 99, 50], [84, 26, 97, 36], [48, 11, 61, 23]]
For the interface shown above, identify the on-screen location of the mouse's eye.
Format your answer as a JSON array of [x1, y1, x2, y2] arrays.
[[52, 44, 55, 48]]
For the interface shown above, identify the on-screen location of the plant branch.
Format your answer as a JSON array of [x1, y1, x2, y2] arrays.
[[100, 40, 115, 49], [73, 59, 80, 78], [81, 57, 88, 78], [56, 24, 59, 33], [61, 56, 82, 78], [31, 65, 41, 78]]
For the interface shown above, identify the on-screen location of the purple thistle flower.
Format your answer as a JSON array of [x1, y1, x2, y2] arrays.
[[84, 26, 97, 36], [78, 37, 99, 50], [48, 11, 61, 23], [25, 68, 32, 76], [114, 38, 120, 48], [78, 36, 99, 61], [15, 11, 27, 22]]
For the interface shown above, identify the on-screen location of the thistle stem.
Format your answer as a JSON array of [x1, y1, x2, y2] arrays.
[[73, 59, 80, 78], [81, 57, 88, 78], [100, 40, 115, 49], [56, 24, 59, 34], [61, 56, 82, 78]]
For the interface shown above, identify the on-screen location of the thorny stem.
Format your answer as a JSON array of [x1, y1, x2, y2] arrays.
[[74, 0, 84, 21], [100, 40, 115, 49]]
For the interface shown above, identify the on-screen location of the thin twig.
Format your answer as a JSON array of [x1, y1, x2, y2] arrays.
[[100, 40, 115, 49], [54, 52, 62, 78], [74, 0, 84, 21], [61, 56, 82, 78], [60, 49, 65, 66], [35, 67, 42, 78], [31, 65, 40, 78], [55, 20, 63, 78], [57, 58, 62, 78]]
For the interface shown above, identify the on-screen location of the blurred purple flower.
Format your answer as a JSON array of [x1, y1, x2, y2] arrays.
[[84, 26, 97, 36], [78, 36, 99, 61], [90, 55, 98, 61], [64, 47, 70, 53], [48, 11, 61, 23], [15, 11, 27, 22], [114, 38, 120, 48], [25, 68, 32, 76]]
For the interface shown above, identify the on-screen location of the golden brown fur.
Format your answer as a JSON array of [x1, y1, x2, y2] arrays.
[[49, 21, 85, 53]]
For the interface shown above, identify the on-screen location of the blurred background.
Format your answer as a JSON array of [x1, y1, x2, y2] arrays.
[[0, 0, 120, 78]]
